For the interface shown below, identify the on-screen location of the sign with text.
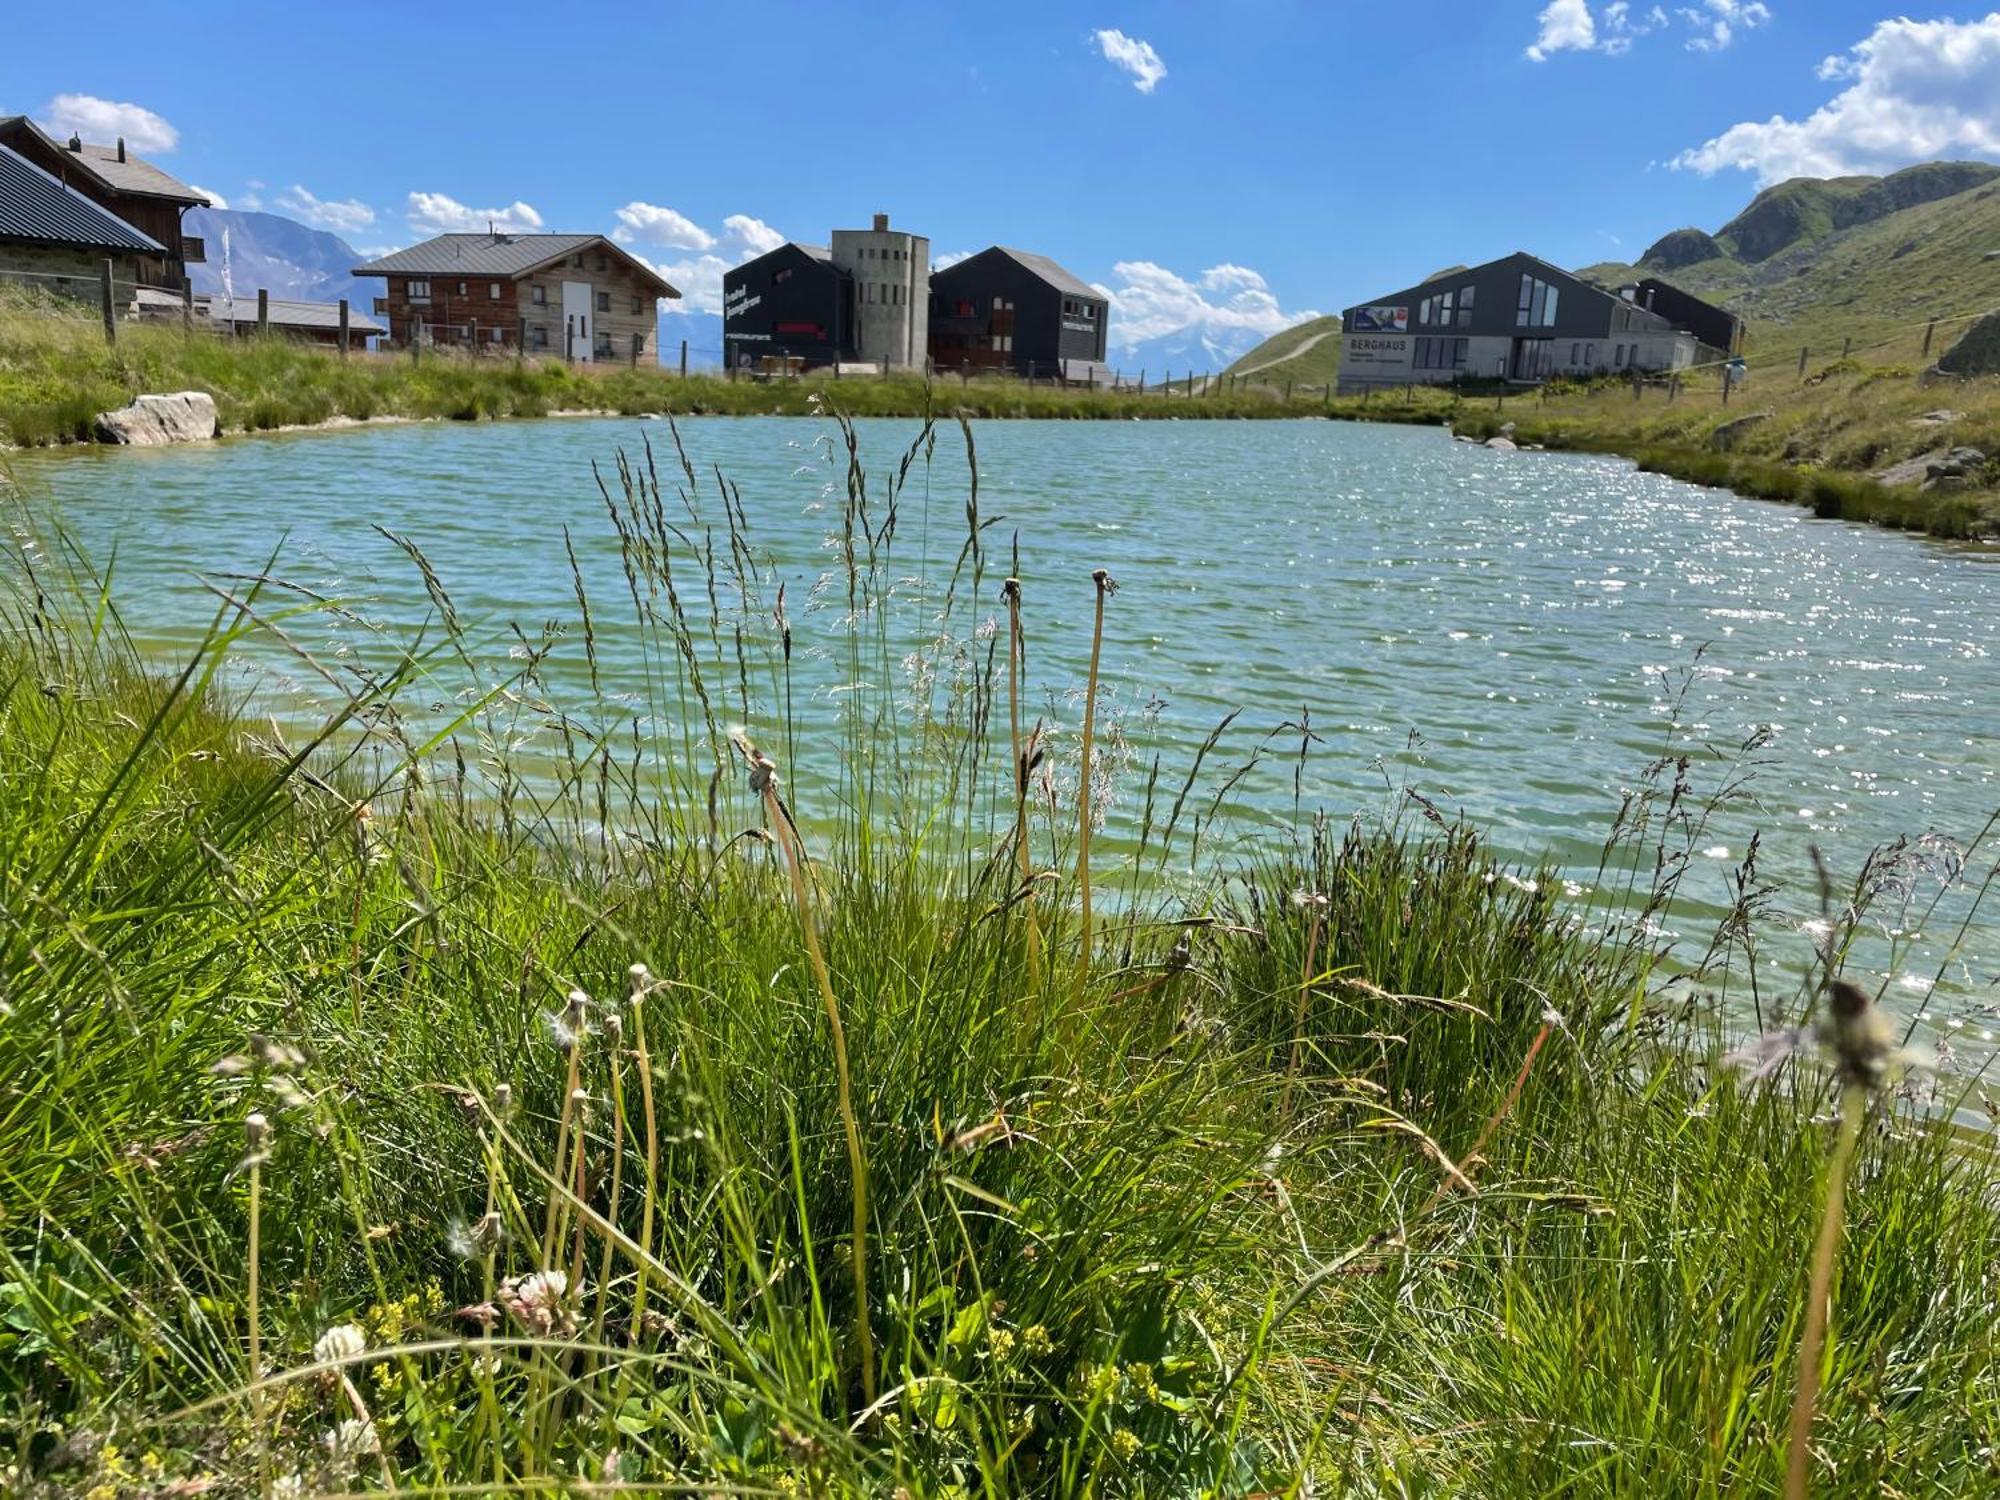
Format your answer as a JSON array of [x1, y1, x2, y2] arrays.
[[1351, 305, 1409, 333], [1344, 336, 1409, 365]]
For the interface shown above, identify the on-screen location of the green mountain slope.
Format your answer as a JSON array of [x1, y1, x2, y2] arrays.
[[1229, 160, 2000, 384]]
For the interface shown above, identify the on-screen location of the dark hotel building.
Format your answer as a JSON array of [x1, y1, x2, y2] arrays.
[[721, 242, 853, 371], [928, 246, 1110, 380]]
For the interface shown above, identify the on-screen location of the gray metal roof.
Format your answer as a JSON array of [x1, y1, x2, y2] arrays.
[[0, 116, 207, 203], [352, 232, 680, 296], [993, 246, 1102, 301], [207, 294, 386, 334], [794, 242, 831, 261], [0, 142, 165, 254]]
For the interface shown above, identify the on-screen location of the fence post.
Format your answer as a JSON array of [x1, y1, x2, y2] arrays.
[[1285, 377, 1293, 403], [1722, 366, 1732, 405], [257, 288, 269, 335], [1841, 336, 1851, 361], [181, 280, 193, 336], [1669, 374, 1679, 403], [1186, 371, 1194, 398], [338, 298, 350, 358], [100, 259, 117, 345], [1797, 346, 1808, 381], [1922, 319, 1937, 359]]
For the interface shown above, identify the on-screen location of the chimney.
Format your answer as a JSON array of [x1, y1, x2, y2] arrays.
[[67, 133, 82, 152], [872, 212, 889, 232], [116, 137, 126, 163]]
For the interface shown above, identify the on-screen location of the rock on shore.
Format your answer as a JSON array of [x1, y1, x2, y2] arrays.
[[95, 392, 219, 446]]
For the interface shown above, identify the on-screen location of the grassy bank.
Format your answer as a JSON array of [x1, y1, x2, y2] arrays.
[[0, 297, 1333, 448], [2, 419, 1996, 1497], [1415, 362, 2000, 539]]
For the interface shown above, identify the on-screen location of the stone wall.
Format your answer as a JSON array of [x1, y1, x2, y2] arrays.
[[0, 242, 144, 308]]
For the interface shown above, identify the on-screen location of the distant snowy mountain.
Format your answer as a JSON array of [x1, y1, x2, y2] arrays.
[[186, 208, 380, 310], [1108, 325, 1266, 382]]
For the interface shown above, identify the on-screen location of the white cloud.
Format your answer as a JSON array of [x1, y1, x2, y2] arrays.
[[1528, 0, 1749, 61], [1672, 13, 2000, 184], [40, 93, 178, 152], [1100, 260, 1318, 353], [188, 184, 226, 209], [406, 191, 544, 236], [932, 249, 975, 271], [1093, 29, 1167, 93], [613, 201, 716, 251], [722, 213, 784, 255], [637, 214, 789, 317], [276, 184, 376, 234], [1526, 0, 1597, 61], [1680, 0, 1770, 53]]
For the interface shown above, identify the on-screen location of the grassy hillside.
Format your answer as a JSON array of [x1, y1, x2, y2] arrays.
[[1221, 314, 1343, 385], [5, 423, 1999, 1496]]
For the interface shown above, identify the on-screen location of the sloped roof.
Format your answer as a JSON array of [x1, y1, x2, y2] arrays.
[[208, 294, 386, 334], [0, 142, 165, 253], [352, 232, 680, 297], [0, 116, 207, 204], [993, 246, 1101, 300]]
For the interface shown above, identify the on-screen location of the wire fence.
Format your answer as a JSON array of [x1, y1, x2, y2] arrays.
[[8, 257, 1994, 401]]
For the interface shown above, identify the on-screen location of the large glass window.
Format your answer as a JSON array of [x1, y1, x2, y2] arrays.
[[1516, 275, 1560, 328], [1457, 285, 1475, 327]]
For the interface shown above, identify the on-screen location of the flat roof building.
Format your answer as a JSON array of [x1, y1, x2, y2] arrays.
[[829, 213, 928, 369], [928, 246, 1110, 382], [1338, 252, 1701, 395]]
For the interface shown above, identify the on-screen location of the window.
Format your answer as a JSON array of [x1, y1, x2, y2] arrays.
[[530, 324, 548, 348], [631, 295, 644, 315], [1614, 344, 1627, 368], [406, 279, 431, 302], [531, 284, 546, 305], [775, 267, 793, 284], [571, 255, 582, 267], [1584, 343, 1596, 367], [1457, 285, 1476, 327], [1517, 274, 1559, 328], [489, 326, 505, 343], [1412, 337, 1469, 372], [1572, 343, 1581, 364], [596, 255, 608, 271], [489, 282, 502, 300], [596, 291, 611, 313], [456, 280, 467, 295]]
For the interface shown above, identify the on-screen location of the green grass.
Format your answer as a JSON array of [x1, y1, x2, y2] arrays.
[[0, 295, 1330, 449], [1, 417, 1997, 1496]]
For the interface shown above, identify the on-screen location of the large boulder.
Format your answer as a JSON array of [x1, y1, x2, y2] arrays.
[[94, 392, 219, 446], [1934, 311, 2000, 378]]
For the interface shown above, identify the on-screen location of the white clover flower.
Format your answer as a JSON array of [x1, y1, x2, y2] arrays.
[[322, 1417, 379, 1464], [499, 1269, 577, 1337], [313, 1323, 367, 1366]]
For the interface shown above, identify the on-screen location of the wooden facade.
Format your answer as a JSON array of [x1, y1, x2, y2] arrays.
[[362, 236, 669, 362], [0, 117, 205, 290]]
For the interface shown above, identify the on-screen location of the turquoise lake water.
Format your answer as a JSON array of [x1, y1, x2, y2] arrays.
[[9, 414, 1998, 1060]]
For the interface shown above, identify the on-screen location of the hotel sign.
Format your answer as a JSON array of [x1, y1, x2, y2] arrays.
[[1344, 336, 1409, 365], [1351, 305, 1409, 333]]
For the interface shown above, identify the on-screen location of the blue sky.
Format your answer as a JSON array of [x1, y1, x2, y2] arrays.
[[6, 2, 1997, 356]]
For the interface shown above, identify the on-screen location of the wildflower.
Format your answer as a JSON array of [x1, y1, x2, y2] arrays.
[[493, 1082, 514, 1118], [322, 1417, 379, 1465], [988, 1327, 1018, 1363], [1021, 1324, 1054, 1357], [313, 1323, 367, 1366], [1722, 979, 1922, 1090], [272, 1475, 305, 1499], [1110, 1427, 1142, 1461], [627, 961, 652, 999], [498, 1269, 576, 1337]]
